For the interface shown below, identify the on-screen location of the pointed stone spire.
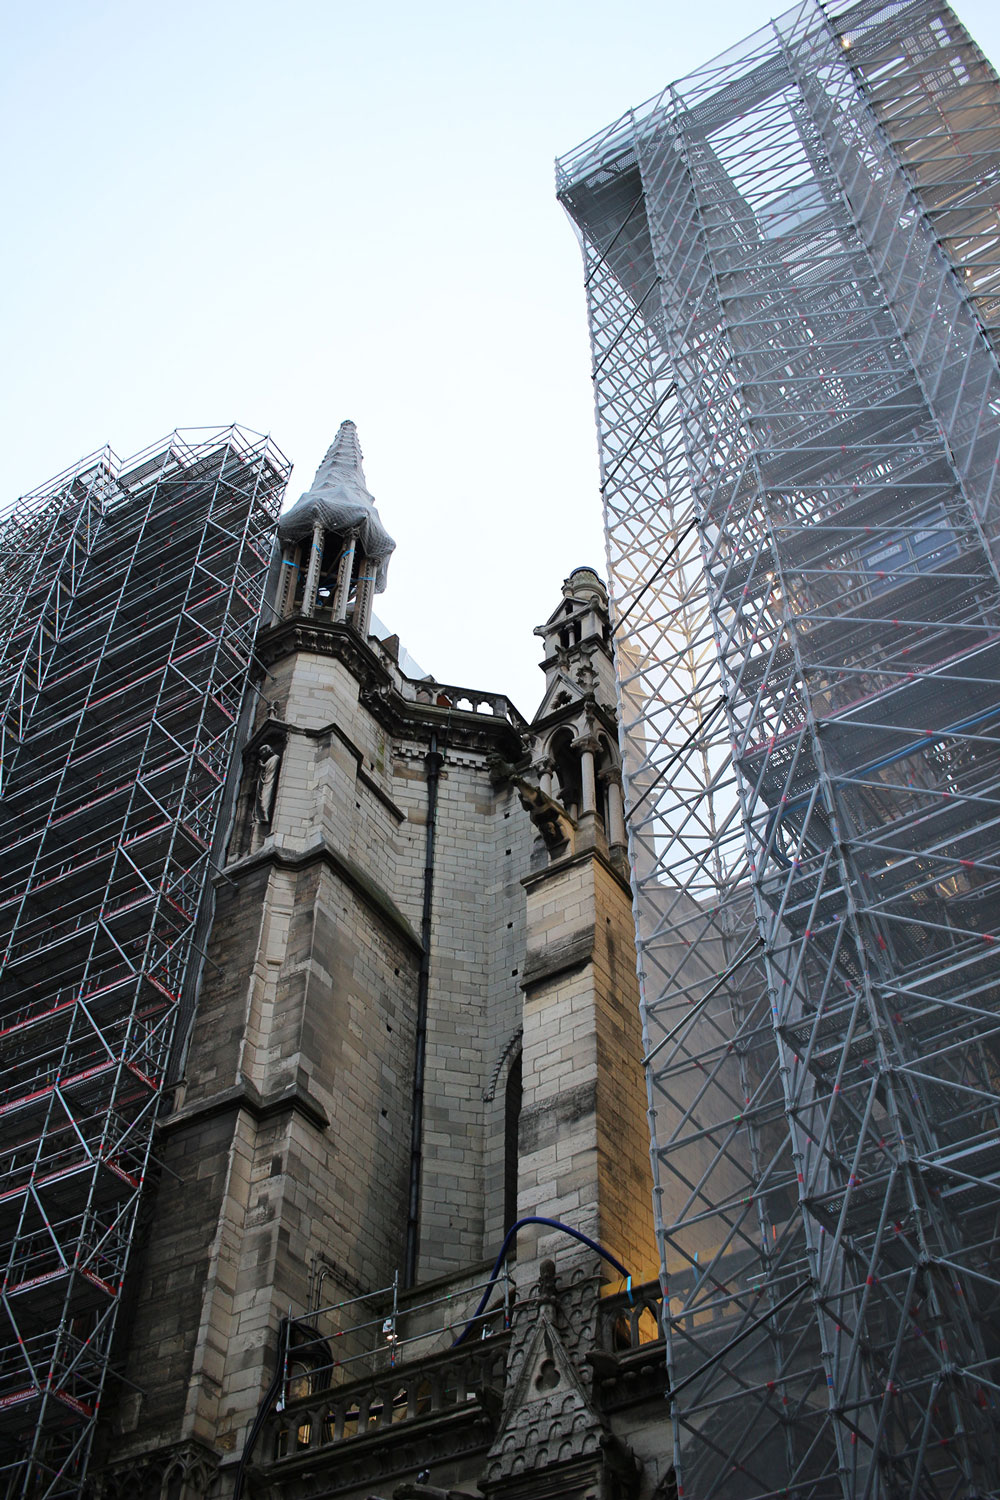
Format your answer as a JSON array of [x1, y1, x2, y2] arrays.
[[311, 419, 372, 503], [277, 419, 395, 592]]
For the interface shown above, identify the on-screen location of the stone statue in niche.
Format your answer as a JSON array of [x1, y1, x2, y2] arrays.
[[253, 743, 282, 824]]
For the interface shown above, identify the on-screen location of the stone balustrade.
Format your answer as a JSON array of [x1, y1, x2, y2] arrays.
[[267, 1329, 510, 1461], [596, 1278, 665, 1353], [399, 677, 528, 729]]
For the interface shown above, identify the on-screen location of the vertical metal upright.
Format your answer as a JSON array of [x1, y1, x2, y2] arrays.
[[0, 428, 289, 1496], [558, 1, 1000, 1494]]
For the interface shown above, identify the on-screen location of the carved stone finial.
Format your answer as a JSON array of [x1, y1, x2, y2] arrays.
[[538, 1258, 558, 1305], [483, 1273, 609, 1487]]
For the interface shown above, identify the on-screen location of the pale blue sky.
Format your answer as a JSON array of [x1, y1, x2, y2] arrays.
[[4, 0, 1000, 715]]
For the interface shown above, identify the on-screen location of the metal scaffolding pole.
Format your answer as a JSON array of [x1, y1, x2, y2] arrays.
[[558, 1, 1000, 1495], [0, 427, 290, 1497]]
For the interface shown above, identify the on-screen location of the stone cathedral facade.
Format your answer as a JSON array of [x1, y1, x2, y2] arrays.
[[92, 424, 672, 1500]]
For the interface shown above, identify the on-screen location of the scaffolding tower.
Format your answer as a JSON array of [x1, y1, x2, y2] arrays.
[[0, 427, 289, 1497], [558, 0, 1000, 1494]]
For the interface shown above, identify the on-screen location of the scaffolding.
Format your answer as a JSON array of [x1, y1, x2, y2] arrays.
[[558, 0, 1000, 1495], [0, 427, 289, 1497]]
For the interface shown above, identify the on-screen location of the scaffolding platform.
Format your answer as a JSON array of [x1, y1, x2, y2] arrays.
[[559, 0, 1000, 1494], [0, 426, 289, 1497]]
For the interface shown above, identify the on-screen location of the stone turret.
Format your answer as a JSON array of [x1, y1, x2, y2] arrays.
[[275, 419, 395, 636], [526, 567, 626, 864]]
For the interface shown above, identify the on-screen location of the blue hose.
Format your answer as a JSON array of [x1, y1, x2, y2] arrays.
[[451, 1215, 632, 1346]]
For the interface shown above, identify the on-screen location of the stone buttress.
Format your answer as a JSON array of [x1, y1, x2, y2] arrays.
[[91, 444, 671, 1500]]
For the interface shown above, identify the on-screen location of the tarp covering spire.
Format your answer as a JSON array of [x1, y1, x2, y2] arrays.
[[278, 419, 395, 591]]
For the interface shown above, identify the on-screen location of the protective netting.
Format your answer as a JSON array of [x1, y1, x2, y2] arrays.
[[559, 0, 1000, 1494], [278, 418, 395, 591]]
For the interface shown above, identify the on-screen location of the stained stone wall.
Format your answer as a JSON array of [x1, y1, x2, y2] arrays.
[[396, 741, 530, 1277], [99, 621, 529, 1478], [95, 566, 666, 1500], [519, 849, 659, 1289]]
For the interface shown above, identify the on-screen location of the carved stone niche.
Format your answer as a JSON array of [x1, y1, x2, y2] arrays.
[[230, 722, 289, 859]]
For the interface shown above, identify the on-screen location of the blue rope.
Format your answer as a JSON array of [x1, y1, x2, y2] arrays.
[[451, 1215, 632, 1346]]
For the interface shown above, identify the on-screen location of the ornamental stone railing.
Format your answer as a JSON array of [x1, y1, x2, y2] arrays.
[[263, 1279, 665, 1470], [267, 1330, 510, 1461], [399, 677, 528, 730], [596, 1279, 665, 1353]]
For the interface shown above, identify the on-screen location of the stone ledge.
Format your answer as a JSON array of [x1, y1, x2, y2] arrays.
[[521, 844, 632, 900], [254, 617, 523, 759], [271, 718, 406, 824], [160, 1074, 330, 1136], [519, 1082, 597, 1151], [521, 929, 595, 991], [221, 837, 422, 954], [586, 1342, 669, 1413]]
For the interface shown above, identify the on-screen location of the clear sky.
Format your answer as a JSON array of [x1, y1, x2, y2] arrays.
[[4, 0, 1000, 718]]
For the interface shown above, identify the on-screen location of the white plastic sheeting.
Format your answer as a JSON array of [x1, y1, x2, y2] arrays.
[[278, 418, 395, 591]]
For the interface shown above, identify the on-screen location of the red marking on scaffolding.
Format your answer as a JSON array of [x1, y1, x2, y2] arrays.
[[3, 1269, 66, 1296], [0, 1387, 40, 1411], [0, 997, 76, 1042], [0, 1050, 158, 1121], [54, 1391, 93, 1418], [101, 1157, 142, 1189], [81, 1269, 117, 1297], [148, 975, 180, 1003]]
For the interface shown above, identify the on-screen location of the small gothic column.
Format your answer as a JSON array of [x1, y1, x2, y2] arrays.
[[351, 555, 376, 638], [300, 519, 325, 618], [274, 420, 395, 636], [333, 535, 356, 623], [603, 767, 627, 849], [574, 736, 598, 816], [537, 758, 554, 798], [278, 543, 300, 619]]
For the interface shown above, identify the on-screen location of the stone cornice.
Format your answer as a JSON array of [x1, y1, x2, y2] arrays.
[[221, 837, 422, 954], [254, 616, 524, 759], [361, 684, 524, 758], [255, 616, 393, 691], [252, 716, 407, 823], [521, 843, 633, 901], [521, 929, 595, 992], [159, 1074, 330, 1137], [586, 1341, 669, 1414]]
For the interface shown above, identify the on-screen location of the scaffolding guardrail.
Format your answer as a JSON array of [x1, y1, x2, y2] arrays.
[[0, 426, 290, 1498], [558, 0, 1000, 1494]]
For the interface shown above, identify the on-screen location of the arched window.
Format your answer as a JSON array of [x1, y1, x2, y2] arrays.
[[550, 728, 581, 819]]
